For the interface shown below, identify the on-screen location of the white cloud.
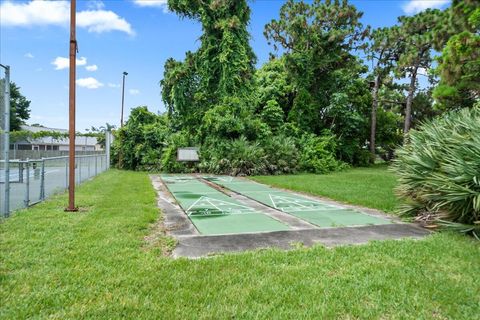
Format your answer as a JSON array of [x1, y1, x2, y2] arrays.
[[0, 0, 69, 26], [24, 52, 34, 58], [133, 0, 168, 12], [108, 83, 121, 88], [76, 77, 104, 89], [52, 56, 87, 70], [86, 65, 98, 71], [77, 10, 134, 35], [0, 0, 134, 35], [402, 0, 450, 15], [87, 0, 105, 10], [129, 89, 140, 95], [133, 0, 167, 8]]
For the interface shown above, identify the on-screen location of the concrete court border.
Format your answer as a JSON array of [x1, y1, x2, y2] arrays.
[[150, 175, 431, 258]]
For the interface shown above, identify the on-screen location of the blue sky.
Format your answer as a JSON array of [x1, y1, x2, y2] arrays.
[[0, 0, 450, 131]]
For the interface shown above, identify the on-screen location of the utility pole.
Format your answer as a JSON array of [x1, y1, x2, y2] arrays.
[[118, 71, 127, 169], [120, 71, 128, 127], [66, 0, 78, 212], [0, 63, 10, 217]]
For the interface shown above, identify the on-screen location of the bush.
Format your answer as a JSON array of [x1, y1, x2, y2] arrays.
[[262, 135, 298, 174], [199, 135, 299, 175], [298, 132, 348, 174], [113, 107, 168, 171], [160, 131, 193, 173], [392, 106, 480, 238], [199, 137, 267, 175]]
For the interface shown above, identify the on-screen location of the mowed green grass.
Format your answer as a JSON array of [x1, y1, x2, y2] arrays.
[[1, 170, 479, 319], [252, 164, 399, 212]]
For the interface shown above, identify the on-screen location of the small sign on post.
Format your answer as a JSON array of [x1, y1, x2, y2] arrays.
[[177, 147, 199, 162]]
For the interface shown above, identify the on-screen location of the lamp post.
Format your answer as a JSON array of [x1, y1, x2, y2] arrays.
[[0, 63, 10, 217], [118, 71, 128, 169], [66, 0, 78, 212], [120, 71, 128, 127]]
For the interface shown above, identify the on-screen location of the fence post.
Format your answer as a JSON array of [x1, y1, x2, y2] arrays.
[[88, 155, 91, 178], [2, 65, 11, 217], [19, 161, 24, 183], [40, 159, 45, 200], [65, 157, 68, 189], [24, 161, 30, 207], [105, 131, 111, 170], [95, 154, 98, 175], [78, 156, 81, 184]]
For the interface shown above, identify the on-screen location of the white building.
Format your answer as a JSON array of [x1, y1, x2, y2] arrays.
[[12, 125, 101, 152]]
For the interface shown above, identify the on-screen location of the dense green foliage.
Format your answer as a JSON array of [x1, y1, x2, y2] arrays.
[[116, 0, 479, 185], [161, 0, 256, 132], [393, 106, 480, 238], [433, 0, 480, 109]]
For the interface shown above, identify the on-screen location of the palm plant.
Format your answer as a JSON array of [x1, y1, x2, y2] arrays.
[[392, 105, 480, 238]]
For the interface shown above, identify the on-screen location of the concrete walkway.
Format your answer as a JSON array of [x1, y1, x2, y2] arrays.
[[173, 224, 430, 258]]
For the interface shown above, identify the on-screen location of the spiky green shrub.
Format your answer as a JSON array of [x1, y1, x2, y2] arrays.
[[199, 137, 267, 176], [392, 106, 480, 238], [262, 135, 298, 174]]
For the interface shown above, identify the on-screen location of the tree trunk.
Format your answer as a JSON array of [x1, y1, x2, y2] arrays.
[[404, 65, 418, 135], [370, 74, 380, 163]]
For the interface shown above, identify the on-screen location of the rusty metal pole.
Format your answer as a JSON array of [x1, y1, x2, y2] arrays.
[[66, 0, 78, 212]]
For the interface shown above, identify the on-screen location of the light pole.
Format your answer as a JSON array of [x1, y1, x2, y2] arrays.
[[66, 0, 78, 212], [118, 71, 127, 169], [0, 63, 11, 217], [120, 71, 128, 127]]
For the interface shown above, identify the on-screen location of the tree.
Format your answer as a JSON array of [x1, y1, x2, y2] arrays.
[[162, 0, 257, 134], [114, 107, 169, 170], [366, 26, 402, 161], [433, 0, 480, 108], [410, 90, 439, 128], [395, 9, 441, 134], [86, 123, 116, 148], [264, 0, 369, 134], [254, 57, 294, 115], [0, 80, 31, 131]]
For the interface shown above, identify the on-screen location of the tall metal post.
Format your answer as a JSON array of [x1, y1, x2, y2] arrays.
[[1, 64, 10, 217], [118, 72, 127, 169], [120, 72, 128, 127], [66, 0, 78, 212]]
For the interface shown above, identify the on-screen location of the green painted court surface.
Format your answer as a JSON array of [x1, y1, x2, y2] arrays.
[[161, 175, 290, 235], [206, 176, 392, 228]]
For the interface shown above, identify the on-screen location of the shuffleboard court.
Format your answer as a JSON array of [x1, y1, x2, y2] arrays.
[[161, 175, 290, 235], [206, 176, 393, 228]]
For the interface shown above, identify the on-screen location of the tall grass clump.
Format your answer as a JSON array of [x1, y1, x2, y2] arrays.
[[392, 105, 480, 238]]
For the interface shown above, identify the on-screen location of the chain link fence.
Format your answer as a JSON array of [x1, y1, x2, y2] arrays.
[[6, 154, 108, 213], [0, 64, 113, 217]]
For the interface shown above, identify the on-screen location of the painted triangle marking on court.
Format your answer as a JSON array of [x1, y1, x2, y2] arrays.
[[268, 194, 339, 211], [187, 196, 255, 216]]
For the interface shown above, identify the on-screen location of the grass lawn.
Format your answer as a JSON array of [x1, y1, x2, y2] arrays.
[[1, 169, 479, 319], [252, 164, 399, 213]]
